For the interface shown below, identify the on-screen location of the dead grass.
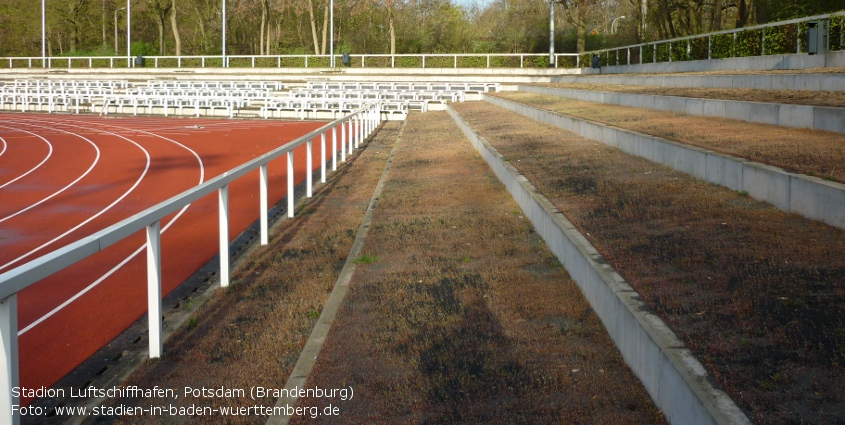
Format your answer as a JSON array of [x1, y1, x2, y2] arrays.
[[533, 83, 845, 107], [453, 101, 845, 425], [100, 122, 402, 425], [494, 91, 845, 184], [290, 111, 664, 424]]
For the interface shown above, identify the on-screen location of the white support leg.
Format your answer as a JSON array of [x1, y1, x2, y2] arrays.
[[218, 186, 230, 288], [321, 132, 326, 184], [0, 295, 19, 425], [357, 116, 363, 147], [146, 221, 163, 358], [331, 126, 337, 171], [307, 139, 313, 198], [341, 122, 347, 162], [348, 120, 354, 154], [260, 164, 269, 246], [287, 151, 294, 218]]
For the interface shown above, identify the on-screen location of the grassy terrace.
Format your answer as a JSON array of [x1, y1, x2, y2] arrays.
[[452, 100, 845, 424], [98, 112, 663, 424], [291, 112, 661, 424], [493, 91, 845, 184]]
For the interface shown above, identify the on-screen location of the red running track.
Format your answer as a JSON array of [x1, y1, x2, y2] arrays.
[[0, 113, 346, 404]]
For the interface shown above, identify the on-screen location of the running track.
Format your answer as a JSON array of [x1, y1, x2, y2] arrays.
[[0, 113, 336, 404]]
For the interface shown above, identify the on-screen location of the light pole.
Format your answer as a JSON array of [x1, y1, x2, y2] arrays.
[[126, 0, 131, 66], [115, 7, 126, 54], [41, 0, 46, 67], [611, 15, 627, 35], [330, 0, 334, 67], [548, 0, 555, 67], [222, 0, 227, 67]]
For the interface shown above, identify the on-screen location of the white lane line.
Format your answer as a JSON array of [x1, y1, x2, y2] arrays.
[[0, 119, 151, 271], [0, 128, 53, 190], [18, 118, 205, 335], [0, 136, 7, 157], [0, 125, 99, 223]]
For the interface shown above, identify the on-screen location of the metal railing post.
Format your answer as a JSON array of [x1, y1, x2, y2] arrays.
[[332, 126, 337, 171], [709, 35, 712, 59], [321, 132, 326, 183], [260, 164, 269, 245], [306, 138, 313, 197], [146, 221, 163, 358], [341, 121, 347, 162], [348, 120, 354, 154], [218, 186, 230, 288], [0, 294, 20, 425], [287, 152, 294, 218]]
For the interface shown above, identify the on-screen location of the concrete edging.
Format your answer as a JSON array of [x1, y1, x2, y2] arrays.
[[485, 95, 845, 230], [519, 84, 845, 133], [550, 72, 845, 92], [446, 105, 751, 425]]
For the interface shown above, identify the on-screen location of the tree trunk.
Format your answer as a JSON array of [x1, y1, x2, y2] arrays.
[[321, 2, 328, 55], [736, 0, 748, 27], [308, 0, 320, 55], [576, 5, 586, 53], [260, 0, 268, 54], [388, 1, 396, 55], [712, 0, 722, 31], [171, 0, 182, 55]]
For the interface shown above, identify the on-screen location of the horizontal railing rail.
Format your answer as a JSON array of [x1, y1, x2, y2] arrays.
[[0, 53, 581, 70], [0, 103, 382, 424], [583, 10, 845, 67]]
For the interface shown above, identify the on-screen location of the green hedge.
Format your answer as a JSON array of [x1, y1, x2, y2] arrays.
[[710, 33, 734, 58]]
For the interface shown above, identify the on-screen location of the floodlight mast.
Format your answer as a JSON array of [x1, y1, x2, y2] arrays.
[[549, 0, 555, 67]]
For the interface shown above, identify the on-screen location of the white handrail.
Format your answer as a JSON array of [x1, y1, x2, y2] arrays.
[[0, 104, 382, 423], [584, 10, 845, 65], [1, 53, 581, 69]]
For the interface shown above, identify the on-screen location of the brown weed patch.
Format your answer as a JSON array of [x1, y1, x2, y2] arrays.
[[494, 91, 845, 184], [454, 101, 845, 425], [291, 112, 664, 424]]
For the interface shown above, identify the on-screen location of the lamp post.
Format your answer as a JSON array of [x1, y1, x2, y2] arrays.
[[611, 15, 627, 35], [548, 0, 555, 67], [222, 0, 227, 67], [41, 0, 46, 67], [126, 0, 131, 67], [114, 7, 126, 54], [330, 0, 334, 67]]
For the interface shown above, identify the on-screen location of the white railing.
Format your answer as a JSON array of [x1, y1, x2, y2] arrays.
[[584, 10, 845, 67], [0, 104, 382, 424], [0, 53, 581, 70]]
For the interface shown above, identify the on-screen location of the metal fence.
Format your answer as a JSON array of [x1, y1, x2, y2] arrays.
[[582, 10, 845, 67], [0, 53, 581, 70], [0, 104, 382, 424]]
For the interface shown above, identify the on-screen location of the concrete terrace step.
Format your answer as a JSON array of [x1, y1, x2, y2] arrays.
[[520, 84, 845, 133], [551, 71, 845, 92], [484, 93, 845, 230]]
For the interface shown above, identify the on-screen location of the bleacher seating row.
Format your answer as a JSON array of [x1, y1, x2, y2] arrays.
[[0, 79, 493, 119]]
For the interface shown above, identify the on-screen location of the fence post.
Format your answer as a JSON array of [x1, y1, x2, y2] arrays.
[[307, 138, 313, 197], [287, 152, 294, 218], [218, 186, 230, 288], [762, 28, 766, 55], [321, 132, 326, 183], [0, 295, 20, 425], [348, 120, 354, 153], [422, 55, 426, 68], [341, 121, 347, 162], [487, 55, 490, 68], [146, 221, 163, 358], [332, 126, 337, 171], [709, 35, 712, 59], [260, 164, 269, 245], [733, 31, 737, 57]]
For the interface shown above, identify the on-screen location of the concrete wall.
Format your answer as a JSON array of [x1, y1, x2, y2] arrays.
[[580, 50, 845, 75], [519, 85, 845, 133], [485, 95, 845, 230], [447, 105, 751, 425], [550, 71, 845, 92]]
